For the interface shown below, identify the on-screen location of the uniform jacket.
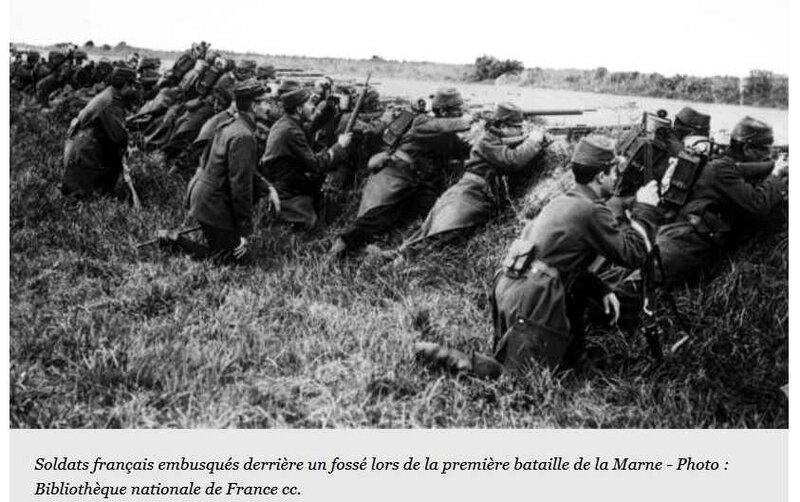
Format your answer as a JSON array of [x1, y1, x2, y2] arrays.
[[260, 114, 345, 197], [465, 128, 543, 182], [188, 113, 257, 236], [395, 114, 471, 170], [505, 184, 658, 280], [62, 86, 128, 196], [677, 154, 786, 236]]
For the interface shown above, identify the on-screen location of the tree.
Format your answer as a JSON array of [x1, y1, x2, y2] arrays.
[[83, 40, 94, 48]]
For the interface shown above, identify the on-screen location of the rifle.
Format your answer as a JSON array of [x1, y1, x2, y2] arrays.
[[136, 226, 202, 249], [545, 123, 638, 142], [343, 73, 372, 134], [122, 151, 142, 210], [638, 140, 663, 361], [523, 108, 597, 117]]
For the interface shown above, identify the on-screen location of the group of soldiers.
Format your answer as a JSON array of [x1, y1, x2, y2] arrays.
[[12, 41, 789, 375]]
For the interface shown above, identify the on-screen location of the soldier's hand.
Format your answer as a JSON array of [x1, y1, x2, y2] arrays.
[[772, 154, 788, 178], [233, 237, 249, 260], [526, 128, 546, 145], [635, 180, 660, 207], [603, 292, 620, 326], [268, 186, 281, 213], [337, 132, 353, 149]]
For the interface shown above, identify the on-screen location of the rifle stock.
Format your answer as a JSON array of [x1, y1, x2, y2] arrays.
[[122, 155, 142, 210], [344, 73, 372, 134]]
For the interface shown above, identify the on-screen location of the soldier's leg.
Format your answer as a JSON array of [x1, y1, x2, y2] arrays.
[[337, 165, 416, 251], [656, 222, 720, 286], [200, 223, 243, 265]]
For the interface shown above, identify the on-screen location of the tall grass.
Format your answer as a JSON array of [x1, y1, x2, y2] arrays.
[[9, 98, 787, 428]]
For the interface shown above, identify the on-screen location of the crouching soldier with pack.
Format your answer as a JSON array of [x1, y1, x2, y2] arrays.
[[655, 116, 787, 285], [179, 80, 273, 263], [416, 136, 660, 376], [329, 87, 472, 258], [61, 67, 139, 199]]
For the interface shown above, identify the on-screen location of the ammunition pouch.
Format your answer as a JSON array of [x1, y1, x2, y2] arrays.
[[501, 238, 542, 279]]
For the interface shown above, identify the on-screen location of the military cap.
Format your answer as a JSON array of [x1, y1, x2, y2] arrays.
[[731, 116, 773, 146], [276, 79, 301, 96], [109, 66, 138, 86], [431, 87, 464, 109], [234, 79, 269, 101], [495, 102, 524, 125], [281, 88, 311, 110], [674, 106, 711, 137], [571, 135, 621, 169]]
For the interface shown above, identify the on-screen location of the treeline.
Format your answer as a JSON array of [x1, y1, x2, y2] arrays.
[[495, 66, 788, 109]]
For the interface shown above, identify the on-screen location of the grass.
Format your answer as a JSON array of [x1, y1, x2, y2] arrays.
[[9, 94, 788, 428]]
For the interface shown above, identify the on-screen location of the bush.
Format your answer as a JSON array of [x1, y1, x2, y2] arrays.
[[473, 54, 524, 81]]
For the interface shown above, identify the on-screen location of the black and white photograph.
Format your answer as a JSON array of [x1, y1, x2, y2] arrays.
[[7, 0, 790, 430]]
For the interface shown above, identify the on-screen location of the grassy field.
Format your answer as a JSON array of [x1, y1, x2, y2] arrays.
[[9, 95, 788, 428]]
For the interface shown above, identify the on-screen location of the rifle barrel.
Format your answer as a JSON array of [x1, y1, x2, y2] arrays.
[[523, 108, 597, 116]]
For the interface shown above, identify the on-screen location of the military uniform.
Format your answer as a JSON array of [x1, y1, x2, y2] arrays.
[[187, 108, 258, 259], [337, 88, 471, 250], [260, 88, 348, 229], [402, 103, 547, 248], [61, 67, 136, 198], [492, 136, 658, 371], [656, 151, 786, 285]]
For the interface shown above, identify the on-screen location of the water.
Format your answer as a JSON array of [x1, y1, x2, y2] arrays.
[[356, 77, 788, 145]]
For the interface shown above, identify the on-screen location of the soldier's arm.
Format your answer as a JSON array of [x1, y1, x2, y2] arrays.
[[586, 202, 658, 268], [714, 161, 787, 216], [411, 115, 472, 137], [477, 135, 544, 173], [287, 123, 345, 174], [227, 134, 256, 237]]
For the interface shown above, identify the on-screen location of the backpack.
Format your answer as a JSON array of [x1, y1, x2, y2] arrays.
[[615, 112, 682, 197], [171, 53, 196, 81], [381, 109, 416, 150]]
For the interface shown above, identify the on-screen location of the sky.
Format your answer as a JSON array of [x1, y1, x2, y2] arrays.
[[7, 0, 793, 77]]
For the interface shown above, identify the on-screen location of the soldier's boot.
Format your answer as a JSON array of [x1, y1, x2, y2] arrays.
[[413, 342, 472, 373], [471, 352, 504, 379]]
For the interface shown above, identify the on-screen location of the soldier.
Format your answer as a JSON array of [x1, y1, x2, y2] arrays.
[[260, 87, 352, 230], [61, 66, 139, 198], [417, 135, 660, 375], [393, 102, 550, 257], [184, 80, 272, 263], [655, 116, 787, 285], [329, 87, 472, 257], [35, 50, 69, 107]]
